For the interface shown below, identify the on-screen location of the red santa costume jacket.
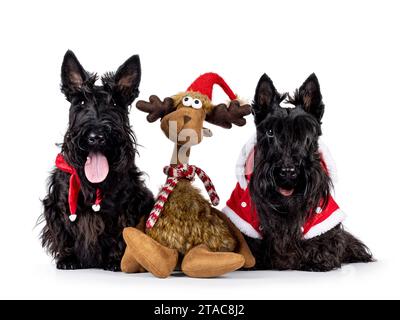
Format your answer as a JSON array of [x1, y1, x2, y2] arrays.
[[222, 134, 346, 240]]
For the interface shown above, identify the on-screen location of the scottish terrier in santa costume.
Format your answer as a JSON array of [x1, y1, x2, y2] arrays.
[[223, 73, 373, 271], [40, 51, 154, 271]]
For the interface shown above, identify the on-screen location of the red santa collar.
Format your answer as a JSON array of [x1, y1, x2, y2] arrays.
[[222, 134, 345, 240], [55, 153, 102, 222]]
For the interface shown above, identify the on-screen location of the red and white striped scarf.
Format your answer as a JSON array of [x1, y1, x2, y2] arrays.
[[146, 164, 220, 229]]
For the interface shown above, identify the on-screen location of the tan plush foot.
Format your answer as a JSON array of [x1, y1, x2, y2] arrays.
[[122, 227, 178, 278], [121, 217, 147, 273], [181, 244, 245, 278], [120, 246, 146, 273]]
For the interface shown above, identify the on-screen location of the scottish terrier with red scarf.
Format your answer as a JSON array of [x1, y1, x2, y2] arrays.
[[223, 74, 373, 271], [40, 51, 153, 271]]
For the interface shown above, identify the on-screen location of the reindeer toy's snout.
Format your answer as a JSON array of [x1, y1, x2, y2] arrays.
[[121, 73, 255, 278]]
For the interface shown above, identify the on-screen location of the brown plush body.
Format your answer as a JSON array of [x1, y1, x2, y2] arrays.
[[146, 180, 236, 254], [121, 73, 255, 278]]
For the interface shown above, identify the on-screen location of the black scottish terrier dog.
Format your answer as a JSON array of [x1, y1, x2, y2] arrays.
[[40, 51, 154, 271], [246, 73, 373, 271]]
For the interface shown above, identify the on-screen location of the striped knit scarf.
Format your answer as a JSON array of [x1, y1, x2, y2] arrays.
[[146, 164, 220, 229]]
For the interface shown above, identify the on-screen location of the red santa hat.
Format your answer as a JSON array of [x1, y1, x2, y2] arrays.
[[187, 72, 238, 101]]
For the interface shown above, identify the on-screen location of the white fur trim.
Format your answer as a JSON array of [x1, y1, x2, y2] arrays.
[[303, 208, 346, 239], [226, 95, 250, 106], [279, 103, 295, 109], [318, 140, 338, 183], [69, 215, 77, 222], [234, 95, 250, 106], [222, 206, 262, 239], [235, 134, 257, 189]]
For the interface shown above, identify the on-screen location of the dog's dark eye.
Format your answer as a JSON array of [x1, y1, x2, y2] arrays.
[[266, 129, 274, 138]]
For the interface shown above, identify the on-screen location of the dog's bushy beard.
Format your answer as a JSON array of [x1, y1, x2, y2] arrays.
[[51, 116, 140, 258], [249, 151, 332, 235]]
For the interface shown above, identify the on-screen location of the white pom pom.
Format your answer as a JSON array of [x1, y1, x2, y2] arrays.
[[92, 204, 101, 212], [69, 215, 77, 222], [315, 207, 323, 214]]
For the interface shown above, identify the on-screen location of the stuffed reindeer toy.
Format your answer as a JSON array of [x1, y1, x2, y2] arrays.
[[121, 73, 255, 278]]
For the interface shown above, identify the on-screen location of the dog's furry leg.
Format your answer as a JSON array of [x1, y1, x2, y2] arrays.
[[103, 192, 154, 272], [243, 236, 270, 270], [102, 237, 123, 272], [341, 229, 374, 264], [41, 181, 81, 270], [299, 225, 373, 271]]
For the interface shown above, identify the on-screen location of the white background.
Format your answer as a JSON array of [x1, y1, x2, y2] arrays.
[[0, 0, 399, 300]]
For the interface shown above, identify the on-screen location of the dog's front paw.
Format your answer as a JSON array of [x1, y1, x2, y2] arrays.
[[301, 263, 340, 272], [56, 257, 82, 270], [103, 262, 121, 272]]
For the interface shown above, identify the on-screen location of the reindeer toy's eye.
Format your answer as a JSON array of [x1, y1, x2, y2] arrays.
[[182, 96, 193, 107], [192, 99, 203, 109]]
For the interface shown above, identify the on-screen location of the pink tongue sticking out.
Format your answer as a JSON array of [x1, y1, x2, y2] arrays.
[[278, 188, 294, 197], [84, 152, 109, 183]]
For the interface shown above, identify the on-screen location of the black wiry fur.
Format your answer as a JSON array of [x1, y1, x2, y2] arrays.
[[247, 73, 373, 271], [40, 51, 154, 271]]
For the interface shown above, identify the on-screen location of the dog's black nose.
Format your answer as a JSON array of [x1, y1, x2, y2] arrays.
[[88, 132, 106, 146], [279, 166, 297, 179]]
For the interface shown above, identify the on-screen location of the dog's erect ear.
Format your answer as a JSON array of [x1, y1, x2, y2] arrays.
[[61, 50, 90, 101], [253, 74, 278, 124], [297, 73, 324, 121], [113, 55, 141, 107]]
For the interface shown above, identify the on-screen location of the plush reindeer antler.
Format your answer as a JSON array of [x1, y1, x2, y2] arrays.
[[136, 95, 175, 122], [206, 100, 252, 129]]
